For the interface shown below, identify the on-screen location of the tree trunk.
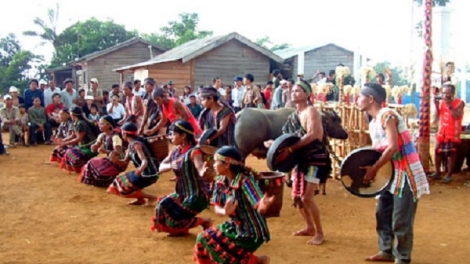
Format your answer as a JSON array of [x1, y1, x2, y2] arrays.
[[418, 0, 433, 172]]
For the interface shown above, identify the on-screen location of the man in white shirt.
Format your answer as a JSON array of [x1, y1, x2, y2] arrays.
[[106, 94, 126, 123], [231, 76, 245, 113], [43, 80, 61, 106], [213, 77, 225, 96], [132, 79, 146, 97]]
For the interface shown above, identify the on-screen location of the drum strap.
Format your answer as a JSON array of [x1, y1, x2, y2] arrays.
[[327, 144, 342, 165]]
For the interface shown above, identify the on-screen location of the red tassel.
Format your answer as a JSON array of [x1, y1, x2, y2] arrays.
[[398, 97, 402, 105], [345, 93, 350, 105]]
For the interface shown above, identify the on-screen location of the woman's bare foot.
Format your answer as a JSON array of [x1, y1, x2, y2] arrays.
[[292, 228, 315, 236], [257, 255, 270, 264], [128, 198, 146, 206], [144, 197, 158, 207], [307, 234, 324, 245], [200, 218, 213, 230]]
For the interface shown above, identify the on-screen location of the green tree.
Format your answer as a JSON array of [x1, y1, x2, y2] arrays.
[[373, 61, 408, 86], [0, 34, 43, 94], [256, 36, 290, 52], [142, 13, 212, 49], [52, 18, 137, 66], [23, 3, 61, 55]]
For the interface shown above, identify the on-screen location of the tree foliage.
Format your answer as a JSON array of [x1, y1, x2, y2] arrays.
[[23, 3, 61, 51], [0, 34, 43, 94], [256, 36, 290, 52], [373, 61, 408, 86], [141, 13, 212, 50], [52, 18, 137, 66]]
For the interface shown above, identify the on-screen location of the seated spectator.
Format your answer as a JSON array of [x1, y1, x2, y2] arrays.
[[106, 94, 126, 124], [9, 86, 25, 107], [87, 105, 101, 126], [18, 104, 30, 146], [28, 97, 52, 145], [46, 93, 64, 128], [0, 94, 23, 147]]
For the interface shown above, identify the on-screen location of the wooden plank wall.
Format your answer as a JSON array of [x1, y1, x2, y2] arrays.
[[147, 60, 191, 96], [194, 39, 271, 88], [86, 42, 164, 90], [304, 45, 354, 80]]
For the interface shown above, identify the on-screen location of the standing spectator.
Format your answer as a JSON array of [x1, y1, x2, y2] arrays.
[[0, 95, 23, 147], [180, 86, 193, 104], [24, 79, 44, 109], [263, 81, 273, 109], [213, 77, 225, 96], [223, 85, 233, 107], [110, 84, 124, 103], [60, 79, 78, 109], [9, 86, 24, 107], [282, 78, 295, 108], [87, 78, 104, 115], [132, 79, 146, 97], [167, 80, 176, 97], [75, 88, 86, 108], [241, 74, 261, 108], [187, 94, 203, 119], [39, 79, 47, 91], [271, 80, 287, 110], [231, 76, 245, 113], [43, 80, 61, 106], [28, 97, 52, 145], [272, 69, 282, 89], [106, 94, 126, 124], [102, 90, 109, 114]]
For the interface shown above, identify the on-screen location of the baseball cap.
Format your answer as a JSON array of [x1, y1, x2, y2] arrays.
[[9, 86, 19, 93], [233, 76, 243, 82], [90, 78, 99, 84], [39, 79, 47, 85], [3, 94, 12, 100], [272, 69, 280, 75]]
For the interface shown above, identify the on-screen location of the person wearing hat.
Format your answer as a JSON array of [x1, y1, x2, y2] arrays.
[[39, 79, 47, 91], [60, 78, 78, 110], [9, 86, 25, 107], [87, 78, 104, 115], [58, 106, 98, 173], [271, 80, 287, 110], [23, 79, 45, 109], [356, 83, 429, 264], [28, 96, 52, 145], [0, 94, 23, 147], [231, 76, 245, 113], [43, 80, 61, 107]]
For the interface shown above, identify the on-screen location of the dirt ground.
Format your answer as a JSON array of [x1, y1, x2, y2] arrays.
[[1, 134, 470, 264]]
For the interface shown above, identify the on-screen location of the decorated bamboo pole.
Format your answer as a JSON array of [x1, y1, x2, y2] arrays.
[[418, 0, 433, 172]]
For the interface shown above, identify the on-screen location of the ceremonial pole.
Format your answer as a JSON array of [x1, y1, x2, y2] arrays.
[[418, 0, 433, 172]]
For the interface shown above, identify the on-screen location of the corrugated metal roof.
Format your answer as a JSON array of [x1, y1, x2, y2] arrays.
[[113, 32, 284, 72], [75, 37, 167, 63], [275, 43, 356, 59]]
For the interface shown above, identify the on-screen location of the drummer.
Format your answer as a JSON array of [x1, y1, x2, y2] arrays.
[[198, 86, 236, 147], [356, 83, 429, 264], [268, 80, 330, 245]]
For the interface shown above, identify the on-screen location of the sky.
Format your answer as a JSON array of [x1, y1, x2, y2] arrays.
[[1, 0, 469, 67]]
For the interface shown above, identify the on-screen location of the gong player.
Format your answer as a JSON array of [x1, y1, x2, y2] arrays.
[[266, 79, 330, 246], [357, 83, 429, 264]]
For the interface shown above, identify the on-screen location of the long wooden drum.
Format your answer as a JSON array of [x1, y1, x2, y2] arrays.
[[258, 171, 284, 218], [340, 147, 394, 198], [146, 135, 169, 162]]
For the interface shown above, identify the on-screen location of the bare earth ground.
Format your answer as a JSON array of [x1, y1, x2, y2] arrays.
[[1, 133, 470, 264]]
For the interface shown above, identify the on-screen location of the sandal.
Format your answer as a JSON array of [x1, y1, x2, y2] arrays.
[[441, 176, 452, 184]]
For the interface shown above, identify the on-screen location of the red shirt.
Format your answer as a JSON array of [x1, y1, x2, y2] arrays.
[[46, 103, 65, 116], [263, 88, 272, 109]]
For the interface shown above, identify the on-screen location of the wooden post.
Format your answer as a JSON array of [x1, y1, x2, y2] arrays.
[[418, 0, 433, 172]]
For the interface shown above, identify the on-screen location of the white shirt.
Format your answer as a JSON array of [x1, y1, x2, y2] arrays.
[[317, 77, 327, 85], [231, 86, 245, 107], [132, 88, 146, 97], [106, 102, 126, 119], [217, 87, 226, 96], [44, 87, 62, 106], [60, 89, 78, 109]]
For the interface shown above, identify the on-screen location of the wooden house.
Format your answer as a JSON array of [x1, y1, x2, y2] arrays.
[[47, 37, 166, 90], [114, 32, 284, 95], [275, 43, 364, 81]]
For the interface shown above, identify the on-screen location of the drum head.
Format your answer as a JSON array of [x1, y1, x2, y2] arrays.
[[340, 147, 394, 198], [199, 129, 218, 147], [198, 145, 218, 155], [266, 134, 300, 172]]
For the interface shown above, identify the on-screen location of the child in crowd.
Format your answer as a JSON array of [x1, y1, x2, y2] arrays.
[[88, 105, 101, 126], [18, 104, 30, 146]]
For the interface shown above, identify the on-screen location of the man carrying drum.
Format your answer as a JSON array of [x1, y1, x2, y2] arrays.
[[266, 80, 329, 246], [356, 83, 430, 264]]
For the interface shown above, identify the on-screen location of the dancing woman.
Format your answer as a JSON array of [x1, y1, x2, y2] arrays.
[[194, 146, 273, 264], [59, 107, 98, 173], [49, 109, 74, 163], [79, 115, 127, 187], [107, 122, 159, 206], [152, 120, 212, 236]]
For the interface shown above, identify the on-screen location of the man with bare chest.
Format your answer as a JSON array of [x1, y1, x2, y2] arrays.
[[267, 80, 330, 245]]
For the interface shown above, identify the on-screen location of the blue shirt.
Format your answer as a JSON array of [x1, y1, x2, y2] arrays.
[[23, 88, 44, 109]]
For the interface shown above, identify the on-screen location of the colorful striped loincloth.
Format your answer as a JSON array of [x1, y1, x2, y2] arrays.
[[152, 193, 208, 235], [193, 224, 263, 264]]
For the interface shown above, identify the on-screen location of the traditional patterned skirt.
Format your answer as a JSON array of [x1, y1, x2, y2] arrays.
[[79, 157, 127, 187], [50, 145, 69, 164], [193, 223, 264, 264], [107, 171, 159, 198], [60, 147, 97, 173], [151, 193, 209, 235]]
